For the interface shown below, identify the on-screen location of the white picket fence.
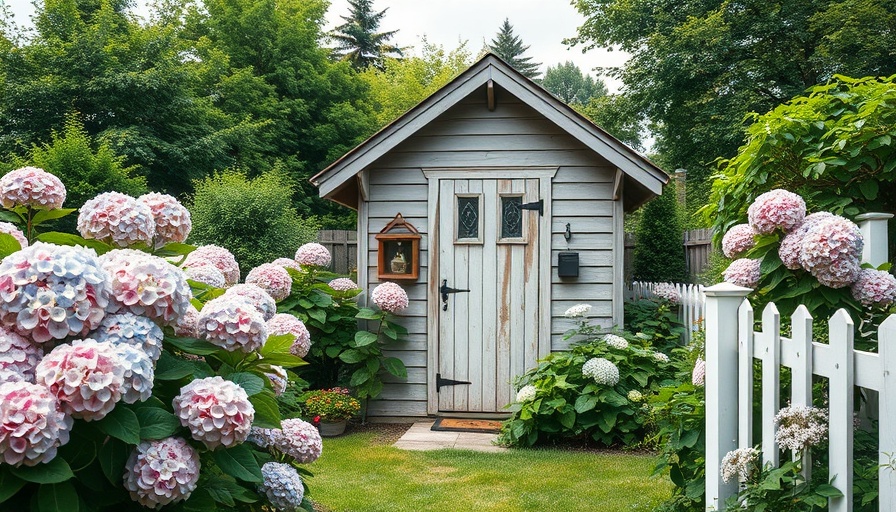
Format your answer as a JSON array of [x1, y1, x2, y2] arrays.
[[704, 284, 896, 511], [625, 281, 705, 343]]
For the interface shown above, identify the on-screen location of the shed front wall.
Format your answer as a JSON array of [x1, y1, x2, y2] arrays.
[[361, 87, 621, 418]]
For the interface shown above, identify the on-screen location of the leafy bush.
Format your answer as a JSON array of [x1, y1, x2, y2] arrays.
[[624, 296, 686, 352], [299, 387, 361, 422], [632, 191, 688, 283], [498, 317, 676, 448], [189, 169, 319, 271]]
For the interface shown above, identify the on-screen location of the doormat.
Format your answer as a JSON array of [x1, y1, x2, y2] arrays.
[[431, 418, 503, 434]]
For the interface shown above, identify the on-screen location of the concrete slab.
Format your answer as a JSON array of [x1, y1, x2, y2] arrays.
[[393, 421, 507, 453]]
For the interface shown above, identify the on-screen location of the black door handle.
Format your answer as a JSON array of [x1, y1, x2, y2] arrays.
[[440, 279, 470, 310]]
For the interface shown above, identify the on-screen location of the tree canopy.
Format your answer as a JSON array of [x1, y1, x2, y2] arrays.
[[488, 18, 541, 80], [542, 61, 607, 105], [330, 0, 403, 70], [570, 0, 896, 205]]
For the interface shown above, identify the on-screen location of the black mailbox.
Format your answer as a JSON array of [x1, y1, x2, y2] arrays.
[[558, 252, 579, 277]]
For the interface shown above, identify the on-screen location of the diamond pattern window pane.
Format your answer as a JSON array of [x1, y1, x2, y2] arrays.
[[502, 196, 523, 238], [457, 197, 479, 239]]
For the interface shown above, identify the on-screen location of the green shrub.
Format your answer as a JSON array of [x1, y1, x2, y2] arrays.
[[189, 169, 319, 271], [624, 296, 686, 352], [498, 326, 676, 448], [632, 191, 688, 283]]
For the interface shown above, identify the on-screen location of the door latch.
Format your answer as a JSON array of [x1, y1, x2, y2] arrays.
[[440, 279, 470, 311], [520, 199, 543, 216]]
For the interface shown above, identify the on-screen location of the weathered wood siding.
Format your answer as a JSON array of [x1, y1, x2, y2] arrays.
[[363, 86, 619, 417]]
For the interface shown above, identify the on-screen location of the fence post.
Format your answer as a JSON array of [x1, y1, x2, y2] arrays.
[[879, 315, 896, 511], [704, 282, 752, 511], [855, 212, 892, 267]]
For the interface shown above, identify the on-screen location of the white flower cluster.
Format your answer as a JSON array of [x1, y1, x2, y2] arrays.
[[249, 418, 322, 463], [0, 167, 66, 210], [0, 242, 110, 343], [603, 334, 629, 350], [35, 339, 125, 421], [124, 437, 200, 508], [272, 257, 303, 273], [265, 365, 288, 396], [582, 357, 619, 386], [516, 384, 537, 402], [101, 249, 193, 325], [224, 283, 277, 321], [778, 212, 833, 269], [371, 282, 409, 313], [92, 312, 164, 362], [184, 264, 226, 288], [0, 327, 43, 383], [267, 313, 312, 358], [563, 303, 592, 318], [114, 343, 155, 404], [720, 447, 758, 483], [0, 221, 27, 249], [246, 263, 292, 301], [137, 192, 192, 247], [295, 242, 331, 267], [652, 283, 680, 304], [653, 352, 670, 363], [747, 189, 806, 234], [78, 192, 155, 247], [774, 405, 828, 452], [258, 462, 305, 511], [627, 390, 643, 402], [798, 215, 863, 288], [691, 358, 706, 387], [722, 258, 761, 288], [172, 376, 255, 450], [183, 245, 241, 286], [721, 223, 756, 259], [328, 277, 359, 292], [850, 268, 896, 307], [197, 295, 268, 353], [174, 304, 200, 338], [0, 382, 72, 466]]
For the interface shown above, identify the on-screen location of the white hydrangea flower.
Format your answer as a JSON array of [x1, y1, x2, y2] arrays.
[[627, 390, 643, 402], [652, 283, 680, 304], [249, 418, 322, 463], [720, 447, 758, 483], [692, 358, 706, 387], [564, 304, 592, 318], [223, 283, 277, 321], [137, 192, 192, 247], [246, 263, 292, 301], [603, 334, 629, 350], [92, 312, 164, 362], [295, 242, 331, 267], [653, 352, 670, 363], [516, 384, 537, 402], [371, 282, 408, 313], [582, 357, 619, 386], [258, 462, 305, 511], [77, 192, 155, 247], [0, 166, 66, 210], [101, 249, 192, 325], [0, 326, 43, 383], [198, 295, 268, 353], [124, 437, 200, 508], [183, 245, 240, 286], [774, 405, 828, 452], [184, 264, 226, 288], [172, 376, 255, 450], [114, 343, 155, 404], [266, 313, 311, 358]]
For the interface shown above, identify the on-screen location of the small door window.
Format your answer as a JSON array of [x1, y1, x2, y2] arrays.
[[501, 196, 524, 239], [456, 195, 482, 243]]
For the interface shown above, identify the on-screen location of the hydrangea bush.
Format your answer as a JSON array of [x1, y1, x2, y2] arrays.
[[498, 315, 676, 448], [0, 167, 317, 512]]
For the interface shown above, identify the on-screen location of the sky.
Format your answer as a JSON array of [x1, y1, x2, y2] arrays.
[[6, 0, 629, 92]]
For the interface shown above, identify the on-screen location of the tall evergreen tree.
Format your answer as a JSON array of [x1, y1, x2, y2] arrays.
[[632, 191, 688, 283], [488, 18, 541, 80], [331, 0, 402, 70]]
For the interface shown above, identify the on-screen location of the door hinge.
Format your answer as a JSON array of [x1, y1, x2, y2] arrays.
[[520, 199, 543, 216], [436, 373, 472, 392]]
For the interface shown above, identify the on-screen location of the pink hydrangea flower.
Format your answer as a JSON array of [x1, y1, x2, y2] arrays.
[[198, 295, 267, 353], [652, 283, 680, 304], [223, 283, 277, 321], [101, 249, 193, 325], [137, 192, 192, 247], [747, 189, 806, 234], [0, 166, 66, 210], [295, 242, 331, 267], [249, 418, 322, 463], [174, 304, 200, 338], [0, 222, 27, 249], [172, 376, 255, 450], [692, 358, 706, 387], [723, 258, 761, 288], [329, 278, 359, 292], [77, 192, 156, 247], [35, 338, 125, 421], [0, 242, 110, 343], [184, 264, 226, 288], [265, 365, 288, 396], [0, 381, 72, 466], [778, 212, 834, 270], [371, 282, 408, 313], [721, 224, 756, 259], [851, 269, 896, 307], [799, 215, 863, 288], [124, 437, 200, 508], [266, 313, 311, 358], [246, 263, 292, 301], [271, 257, 303, 273], [0, 327, 43, 383], [183, 245, 240, 286]]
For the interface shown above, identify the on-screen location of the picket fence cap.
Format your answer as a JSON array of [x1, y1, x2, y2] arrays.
[[855, 212, 894, 221], [704, 282, 752, 297]]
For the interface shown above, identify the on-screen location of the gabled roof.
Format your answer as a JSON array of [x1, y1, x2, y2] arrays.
[[311, 53, 668, 210]]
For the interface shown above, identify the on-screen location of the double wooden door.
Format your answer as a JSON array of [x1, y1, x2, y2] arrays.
[[436, 177, 542, 413]]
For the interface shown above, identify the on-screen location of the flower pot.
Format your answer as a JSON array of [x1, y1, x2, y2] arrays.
[[318, 420, 347, 437]]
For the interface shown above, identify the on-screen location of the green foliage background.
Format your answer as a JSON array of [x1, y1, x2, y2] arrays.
[[632, 191, 688, 283]]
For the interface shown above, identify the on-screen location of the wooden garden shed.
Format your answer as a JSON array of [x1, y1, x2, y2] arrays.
[[311, 53, 668, 419]]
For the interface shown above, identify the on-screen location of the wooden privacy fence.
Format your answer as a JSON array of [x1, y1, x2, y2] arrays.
[[625, 281, 705, 343], [316, 230, 357, 275], [624, 228, 714, 283], [704, 283, 895, 511]]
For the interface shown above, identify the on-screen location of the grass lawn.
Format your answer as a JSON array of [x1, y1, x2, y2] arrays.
[[306, 427, 672, 512]]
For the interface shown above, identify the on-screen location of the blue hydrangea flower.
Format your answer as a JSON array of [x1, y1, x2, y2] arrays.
[[92, 313, 164, 362], [258, 462, 304, 511]]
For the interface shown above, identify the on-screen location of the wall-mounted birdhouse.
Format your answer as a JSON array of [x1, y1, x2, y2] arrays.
[[375, 213, 421, 281]]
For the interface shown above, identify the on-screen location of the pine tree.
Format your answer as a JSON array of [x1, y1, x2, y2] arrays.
[[331, 0, 402, 70], [488, 18, 541, 80], [632, 191, 688, 283]]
